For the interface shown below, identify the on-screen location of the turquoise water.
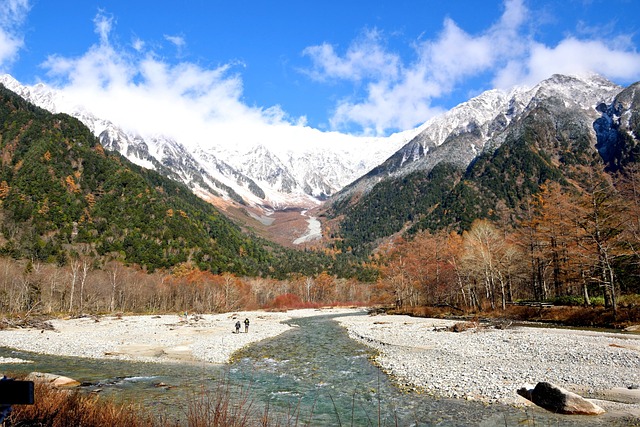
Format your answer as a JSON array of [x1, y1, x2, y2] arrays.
[[1, 313, 633, 425]]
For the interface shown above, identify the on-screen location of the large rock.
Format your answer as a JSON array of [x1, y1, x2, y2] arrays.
[[517, 382, 605, 415], [26, 372, 80, 388]]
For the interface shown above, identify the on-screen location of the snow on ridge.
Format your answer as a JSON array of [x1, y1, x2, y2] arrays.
[[1, 74, 404, 208], [0, 72, 623, 212]]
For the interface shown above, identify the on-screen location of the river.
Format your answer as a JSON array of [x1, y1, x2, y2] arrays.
[[0, 312, 628, 426]]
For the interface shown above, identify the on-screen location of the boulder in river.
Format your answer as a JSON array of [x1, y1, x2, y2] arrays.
[[517, 382, 605, 415], [26, 372, 80, 388]]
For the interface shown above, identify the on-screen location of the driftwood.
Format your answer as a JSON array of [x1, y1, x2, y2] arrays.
[[0, 316, 55, 331]]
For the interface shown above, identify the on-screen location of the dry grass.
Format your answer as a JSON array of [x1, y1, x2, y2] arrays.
[[184, 380, 258, 427], [491, 305, 640, 329], [8, 380, 162, 427], [7, 377, 305, 427]]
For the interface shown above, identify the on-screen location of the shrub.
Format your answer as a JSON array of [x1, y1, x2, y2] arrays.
[[550, 295, 585, 306], [618, 294, 640, 307], [8, 380, 158, 427], [268, 293, 319, 310]]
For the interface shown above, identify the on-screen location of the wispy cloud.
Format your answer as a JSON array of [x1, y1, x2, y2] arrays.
[[303, 0, 640, 135], [302, 29, 400, 83], [39, 11, 336, 153], [164, 34, 186, 57], [494, 38, 640, 89], [0, 0, 30, 71], [302, 0, 529, 135], [93, 10, 114, 45]]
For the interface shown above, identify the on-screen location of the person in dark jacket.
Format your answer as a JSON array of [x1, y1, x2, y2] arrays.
[[235, 320, 241, 333], [244, 318, 250, 333]]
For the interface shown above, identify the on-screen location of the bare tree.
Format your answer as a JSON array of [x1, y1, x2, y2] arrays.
[[461, 220, 522, 310], [108, 262, 120, 313], [68, 258, 79, 312], [79, 258, 90, 313], [572, 177, 627, 313]]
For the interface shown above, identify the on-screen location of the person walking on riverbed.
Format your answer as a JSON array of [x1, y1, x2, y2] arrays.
[[244, 318, 250, 333], [235, 320, 241, 334]]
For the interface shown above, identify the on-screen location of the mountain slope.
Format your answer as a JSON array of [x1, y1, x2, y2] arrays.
[[595, 81, 640, 171], [0, 83, 285, 275], [0, 74, 414, 215], [324, 74, 629, 253]]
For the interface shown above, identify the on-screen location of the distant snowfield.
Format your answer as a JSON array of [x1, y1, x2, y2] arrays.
[[293, 211, 322, 244]]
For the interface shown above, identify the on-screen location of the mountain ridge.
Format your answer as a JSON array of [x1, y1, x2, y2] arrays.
[[1, 73, 633, 251], [331, 73, 621, 204], [0, 74, 416, 213], [321, 73, 633, 254]]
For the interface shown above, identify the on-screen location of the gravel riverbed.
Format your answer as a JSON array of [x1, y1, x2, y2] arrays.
[[1, 308, 639, 415], [335, 313, 640, 414], [0, 308, 356, 365]]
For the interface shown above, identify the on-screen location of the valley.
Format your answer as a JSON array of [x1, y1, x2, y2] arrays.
[[1, 72, 640, 312]]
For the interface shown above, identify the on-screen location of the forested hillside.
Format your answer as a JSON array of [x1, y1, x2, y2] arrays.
[[326, 80, 640, 255], [0, 84, 269, 274], [337, 81, 640, 315], [0, 84, 372, 280], [326, 162, 463, 255]]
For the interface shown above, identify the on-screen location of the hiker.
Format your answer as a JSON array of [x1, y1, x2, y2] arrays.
[[244, 318, 250, 333], [235, 320, 241, 334]]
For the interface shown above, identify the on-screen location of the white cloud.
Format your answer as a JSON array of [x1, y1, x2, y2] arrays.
[[302, 29, 400, 83], [132, 37, 145, 52], [494, 38, 640, 89], [0, 0, 29, 71], [7, 0, 640, 143], [40, 12, 323, 153], [303, 0, 640, 135], [93, 11, 113, 45], [164, 34, 186, 49], [304, 0, 530, 135]]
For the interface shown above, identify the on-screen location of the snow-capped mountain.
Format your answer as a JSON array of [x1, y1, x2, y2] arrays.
[[0, 74, 416, 211], [0, 73, 623, 217], [334, 73, 621, 200], [594, 80, 640, 171]]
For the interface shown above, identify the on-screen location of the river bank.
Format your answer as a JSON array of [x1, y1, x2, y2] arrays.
[[334, 313, 640, 417], [0, 308, 358, 365], [1, 308, 639, 417]]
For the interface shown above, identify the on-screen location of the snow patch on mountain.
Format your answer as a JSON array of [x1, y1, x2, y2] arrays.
[[332, 73, 622, 203], [0, 74, 416, 210]]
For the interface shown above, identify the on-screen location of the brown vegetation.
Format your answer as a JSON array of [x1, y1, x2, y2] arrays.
[[8, 377, 291, 427], [8, 380, 160, 427], [7, 376, 334, 427], [0, 257, 373, 317], [371, 171, 640, 323], [395, 304, 640, 329]]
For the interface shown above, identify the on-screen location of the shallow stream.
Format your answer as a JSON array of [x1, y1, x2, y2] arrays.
[[0, 312, 631, 425]]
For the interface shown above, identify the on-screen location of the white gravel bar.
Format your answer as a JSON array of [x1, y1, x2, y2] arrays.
[[2, 308, 639, 415], [335, 313, 640, 412], [0, 308, 357, 365]]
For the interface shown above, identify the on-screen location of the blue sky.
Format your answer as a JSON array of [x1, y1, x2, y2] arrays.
[[1, 0, 640, 140]]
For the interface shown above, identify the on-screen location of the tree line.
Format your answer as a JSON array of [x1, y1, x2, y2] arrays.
[[373, 169, 640, 314], [0, 255, 375, 316]]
